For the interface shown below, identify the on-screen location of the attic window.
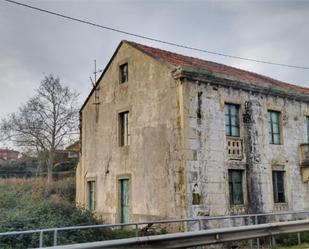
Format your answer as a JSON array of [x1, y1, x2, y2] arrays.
[[119, 63, 128, 83]]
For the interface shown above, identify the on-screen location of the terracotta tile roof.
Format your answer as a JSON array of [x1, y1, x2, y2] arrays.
[[66, 140, 80, 152], [126, 41, 309, 95]]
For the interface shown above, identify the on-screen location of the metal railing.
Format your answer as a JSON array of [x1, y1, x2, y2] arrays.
[[0, 210, 308, 248], [43, 219, 309, 249]]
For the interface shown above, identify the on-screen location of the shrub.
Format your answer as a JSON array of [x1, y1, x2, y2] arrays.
[[0, 177, 145, 248], [275, 232, 309, 247], [0, 177, 102, 248]]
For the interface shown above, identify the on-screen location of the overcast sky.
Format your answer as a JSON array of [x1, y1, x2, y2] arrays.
[[1, 0, 309, 120]]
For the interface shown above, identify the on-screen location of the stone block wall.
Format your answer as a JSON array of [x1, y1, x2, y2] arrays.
[[182, 78, 309, 222]]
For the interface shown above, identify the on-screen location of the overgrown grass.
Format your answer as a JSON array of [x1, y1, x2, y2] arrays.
[[0, 177, 137, 248]]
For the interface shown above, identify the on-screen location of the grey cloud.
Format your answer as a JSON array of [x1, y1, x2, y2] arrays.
[[0, 0, 308, 121]]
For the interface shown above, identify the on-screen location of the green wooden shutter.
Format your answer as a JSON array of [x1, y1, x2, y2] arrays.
[[87, 181, 96, 211], [120, 179, 129, 223]]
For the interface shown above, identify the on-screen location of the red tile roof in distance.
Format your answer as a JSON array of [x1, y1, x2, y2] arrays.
[[126, 41, 309, 95]]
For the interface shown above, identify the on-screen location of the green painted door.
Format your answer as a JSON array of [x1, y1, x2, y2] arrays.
[[120, 179, 129, 223]]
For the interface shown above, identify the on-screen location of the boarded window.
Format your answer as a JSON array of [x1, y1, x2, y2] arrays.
[[119, 111, 130, 146], [272, 171, 285, 203], [87, 181, 96, 211], [224, 104, 240, 137], [228, 170, 244, 205], [119, 63, 128, 83], [268, 111, 281, 144]]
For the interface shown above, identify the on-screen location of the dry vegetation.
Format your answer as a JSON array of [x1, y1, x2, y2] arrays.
[[0, 177, 137, 248]]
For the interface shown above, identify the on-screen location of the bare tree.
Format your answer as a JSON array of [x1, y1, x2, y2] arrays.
[[0, 75, 79, 185]]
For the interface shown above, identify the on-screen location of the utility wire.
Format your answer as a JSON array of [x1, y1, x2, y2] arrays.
[[3, 0, 309, 70]]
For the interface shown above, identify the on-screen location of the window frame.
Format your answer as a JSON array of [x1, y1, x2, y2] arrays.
[[119, 111, 130, 147], [268, 110, 281, 145], [228, 169, 244, 206], [272, 171, 286, 203], [224, 103, 240, 137], [119, 63, 128, 84]]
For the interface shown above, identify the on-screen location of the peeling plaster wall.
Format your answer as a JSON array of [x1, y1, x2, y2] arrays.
[[183, 79, 309, 222], [76, 43, 186, 223]]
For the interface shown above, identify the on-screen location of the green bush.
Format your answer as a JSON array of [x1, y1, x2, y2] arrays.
[[0, 177, 145, 248], [0, 177, 104, 248], [276, 233, 299, 246], [275, 232, 309, 247]]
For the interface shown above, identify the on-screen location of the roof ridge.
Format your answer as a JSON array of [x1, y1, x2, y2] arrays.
[[125, 40, 309, 94]]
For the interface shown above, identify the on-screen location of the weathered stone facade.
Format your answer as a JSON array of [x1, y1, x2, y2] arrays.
[[76, 42, 186, 223], [76, 41, 309, 225]]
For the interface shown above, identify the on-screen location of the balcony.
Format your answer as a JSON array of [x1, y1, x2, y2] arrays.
[[299, 143, 309, 166], [226, 138, 243, 160]]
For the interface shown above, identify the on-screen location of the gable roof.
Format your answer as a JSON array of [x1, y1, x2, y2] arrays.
[[126, 41, 309, 95], [81, 41, 124, 112], [81, 40, 309, 112]]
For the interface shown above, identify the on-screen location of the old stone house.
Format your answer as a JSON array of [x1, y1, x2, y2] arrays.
[[76, 41, 309, 224]]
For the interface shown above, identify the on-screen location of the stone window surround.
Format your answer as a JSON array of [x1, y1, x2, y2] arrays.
[[268, 110, 282, 145], [117, 58, 130, 85], [224, 103, 240, 137], [228, 169, 244, 205], [271, 165, 288, 209], [220, 96, 245, 140], [119, 63, 128, 84], [265, 103, 284, 145], [85, 176, 97, 211], [118, 111, 130, 147], [220, 97, 245, 161], [227, 163, 247, 211], [116, 107, 132, 149]]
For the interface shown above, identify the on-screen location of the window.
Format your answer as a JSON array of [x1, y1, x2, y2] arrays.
[[268, 111, 281, 144], [119, 63, 128, 83], [224, 104, 240, 137], [119, 111, 130, 146], [228, 170, 244, 205], [272, 171, 285, 203], [87, 181, 96, 211], [307, 117, 309, 142]]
